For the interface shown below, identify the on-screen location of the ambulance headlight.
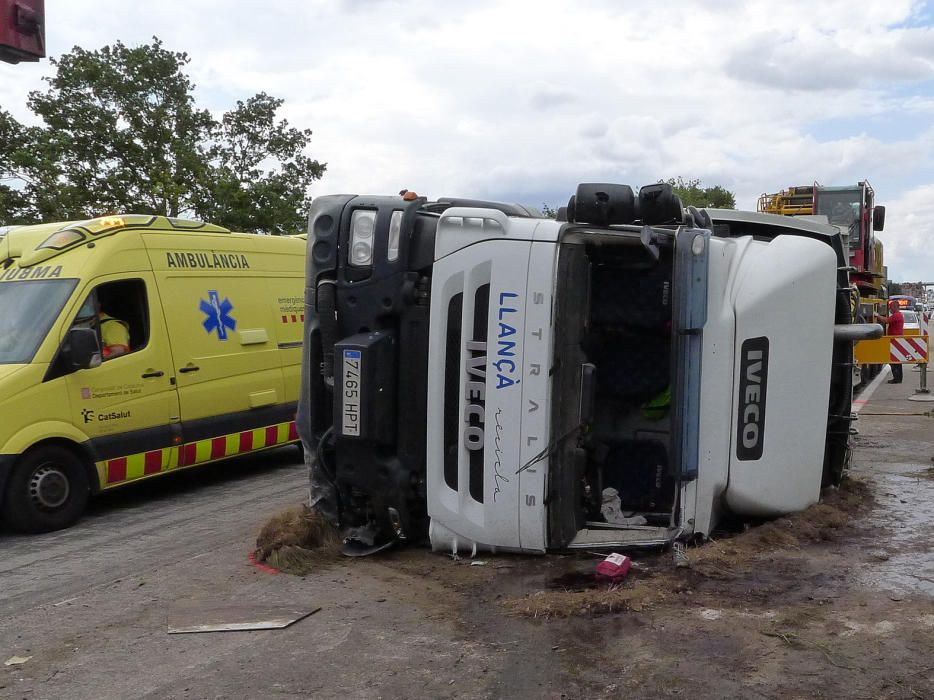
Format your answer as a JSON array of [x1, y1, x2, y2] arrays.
[[387, 210, 403, 262], [349, 210, 376, 267]]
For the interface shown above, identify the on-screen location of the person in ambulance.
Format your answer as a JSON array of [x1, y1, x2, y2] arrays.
[[98, 309, 131, 359], [73, 294, 132, 360]]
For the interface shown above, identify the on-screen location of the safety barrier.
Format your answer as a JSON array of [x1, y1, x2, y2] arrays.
[[854, 335, 928, 365], [855, 334, 932, 399]]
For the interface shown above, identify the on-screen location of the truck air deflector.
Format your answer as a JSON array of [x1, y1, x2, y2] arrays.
[[671, 227, 710, 481], [433, 208, 512, 260]]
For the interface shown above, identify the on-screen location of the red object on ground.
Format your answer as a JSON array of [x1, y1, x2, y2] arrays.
[[595, 553, 631, 582]]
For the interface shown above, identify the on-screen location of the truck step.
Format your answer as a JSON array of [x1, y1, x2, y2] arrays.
[[566, 526, 676, 549]]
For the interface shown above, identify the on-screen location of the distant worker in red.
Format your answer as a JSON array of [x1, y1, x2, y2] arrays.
[[875, 300, 904, 384]]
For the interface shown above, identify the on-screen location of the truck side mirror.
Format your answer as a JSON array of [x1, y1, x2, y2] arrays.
[[873, 205, 885, 231], [68, 327, 102, 370]]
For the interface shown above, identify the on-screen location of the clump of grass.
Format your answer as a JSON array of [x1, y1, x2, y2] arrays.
[[254, 504, 342, 575]]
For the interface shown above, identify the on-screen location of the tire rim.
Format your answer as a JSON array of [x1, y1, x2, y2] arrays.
[[28, 464, 70, 510]]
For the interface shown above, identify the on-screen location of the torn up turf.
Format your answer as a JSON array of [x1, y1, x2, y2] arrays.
[[502, 586, 668, 619], [689, 475, 871, 576], [254, 505, 341, 575], [501, 476, 872, 619]]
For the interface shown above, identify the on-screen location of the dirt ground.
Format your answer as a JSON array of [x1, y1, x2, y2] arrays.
[[258, 374, 934, 699], [2, 376, 933, 699]]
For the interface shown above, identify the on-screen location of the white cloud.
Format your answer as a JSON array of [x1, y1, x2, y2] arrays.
[[879, 183, 934, 282], [0, 0, 932, 280]]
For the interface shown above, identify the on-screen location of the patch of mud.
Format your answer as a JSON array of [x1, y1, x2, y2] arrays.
[[502, 585, 668, 618], [859, 470, 934, 597], [689, 476, 870, 577], [254, 504, 341, 575], [502, 477, 871, 619]]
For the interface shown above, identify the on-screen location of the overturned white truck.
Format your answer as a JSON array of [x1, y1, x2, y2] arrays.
[[298, 183, 876, 555]]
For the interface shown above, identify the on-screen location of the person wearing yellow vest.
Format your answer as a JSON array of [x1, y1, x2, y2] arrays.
[[98, 311, 130, 359]]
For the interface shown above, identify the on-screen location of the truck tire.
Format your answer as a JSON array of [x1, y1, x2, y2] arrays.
[[1, 446, 89, 533]]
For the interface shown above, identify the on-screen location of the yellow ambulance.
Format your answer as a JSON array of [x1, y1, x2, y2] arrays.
[[0, 215, 306, 532]]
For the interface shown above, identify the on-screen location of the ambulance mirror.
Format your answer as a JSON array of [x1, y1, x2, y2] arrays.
[[68, 328, 102, 370]]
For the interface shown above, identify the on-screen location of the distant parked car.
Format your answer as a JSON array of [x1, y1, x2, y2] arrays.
[[902, 310, 922, 336]]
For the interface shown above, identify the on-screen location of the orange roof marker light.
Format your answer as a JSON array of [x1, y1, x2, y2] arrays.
[[97, 216, 126, 229], [37, 228, 85, 251]]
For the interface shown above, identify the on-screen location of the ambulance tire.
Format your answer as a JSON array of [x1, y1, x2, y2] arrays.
[[2, 446, 89, 533]]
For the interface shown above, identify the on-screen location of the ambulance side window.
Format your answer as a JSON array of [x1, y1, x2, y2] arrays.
[[77, 279, 150, 361]]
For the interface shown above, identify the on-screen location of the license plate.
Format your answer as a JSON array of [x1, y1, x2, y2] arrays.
[[342, 349, 362, 436]]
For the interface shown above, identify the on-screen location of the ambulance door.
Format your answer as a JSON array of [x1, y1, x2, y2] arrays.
[[154, 270, 286, 429], [63, 275, 181, 488], [268, 276, 304, 405]]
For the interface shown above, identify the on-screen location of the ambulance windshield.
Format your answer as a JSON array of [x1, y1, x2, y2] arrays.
[[0, 279, 77, 364]]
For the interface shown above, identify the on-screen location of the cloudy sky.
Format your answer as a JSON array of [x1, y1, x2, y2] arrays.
[[2, 0, 934, 280]]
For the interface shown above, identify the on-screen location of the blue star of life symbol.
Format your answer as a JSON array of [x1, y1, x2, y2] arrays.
[[200, 290, 236, 340]]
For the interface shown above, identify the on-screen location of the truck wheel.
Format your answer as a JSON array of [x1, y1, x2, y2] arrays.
[[821, 440, 848, 488], [2, 446, 89, 533]]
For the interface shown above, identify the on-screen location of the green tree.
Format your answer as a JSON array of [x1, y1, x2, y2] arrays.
[[541, 203, 558, 219], [1, 37, 325, 232], [663, 177, 736, 209], [202, 93, 325, 234], [0, 109, 33, 223], [27, 38, 216, 220]]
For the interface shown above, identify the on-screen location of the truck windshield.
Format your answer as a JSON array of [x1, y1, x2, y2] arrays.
[[0, 279, 77, 364], [815, 190, 860, 247]]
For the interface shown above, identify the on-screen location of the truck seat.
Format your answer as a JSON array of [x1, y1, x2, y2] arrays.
[[590, 264, 672, 329], [601, 439, 674, 512], [590, 329, 670, 402]]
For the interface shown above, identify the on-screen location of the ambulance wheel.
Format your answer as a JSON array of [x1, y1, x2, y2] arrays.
[[2, 446, 89, 533]]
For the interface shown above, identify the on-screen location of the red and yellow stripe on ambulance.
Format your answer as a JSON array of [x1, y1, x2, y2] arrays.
[[98, 420, 299, 487]]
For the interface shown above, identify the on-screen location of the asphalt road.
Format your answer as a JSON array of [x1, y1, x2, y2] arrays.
[[0, 448, 522, 699], [0, 449, 306, 621]]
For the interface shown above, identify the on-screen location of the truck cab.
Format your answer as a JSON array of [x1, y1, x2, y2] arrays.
[[299, 183, 860, 554]]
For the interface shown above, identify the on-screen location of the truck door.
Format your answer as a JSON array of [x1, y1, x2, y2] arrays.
[[63, 275, 181, 488]]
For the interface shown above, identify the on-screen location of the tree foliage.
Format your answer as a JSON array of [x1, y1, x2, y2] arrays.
[[0, 38, 324, 232], [663, 177, 735, 209], [203, 93, 324, 234], [0, 109, 33, 220]]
